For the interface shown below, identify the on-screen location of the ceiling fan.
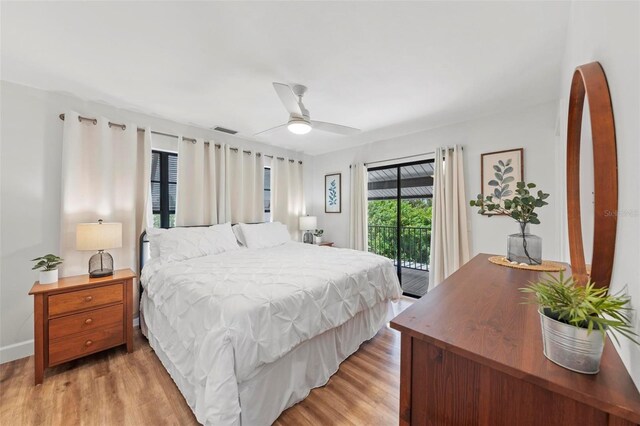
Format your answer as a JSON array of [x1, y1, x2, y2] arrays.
[[255, 82, 361, 136]]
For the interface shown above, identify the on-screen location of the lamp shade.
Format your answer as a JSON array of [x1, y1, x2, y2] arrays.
[[299, 216, 317, 231], [76, 222, 122, 251]]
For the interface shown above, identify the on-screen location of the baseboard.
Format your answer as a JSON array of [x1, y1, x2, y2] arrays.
[[0, 339, 34, 364], [0, 317, 140, 365]]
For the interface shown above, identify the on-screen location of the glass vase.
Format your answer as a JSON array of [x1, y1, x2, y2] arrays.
[[507, 222, 542, 265]]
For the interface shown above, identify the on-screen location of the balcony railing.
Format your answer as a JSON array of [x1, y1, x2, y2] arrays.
[[368, 225, 430, 271]]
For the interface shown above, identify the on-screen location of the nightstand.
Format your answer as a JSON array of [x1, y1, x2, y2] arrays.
[[319, 242, 335, 247], [28, 269, 136, 385]]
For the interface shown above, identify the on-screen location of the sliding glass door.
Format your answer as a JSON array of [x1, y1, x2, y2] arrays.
[[367, 160, 434, 297]]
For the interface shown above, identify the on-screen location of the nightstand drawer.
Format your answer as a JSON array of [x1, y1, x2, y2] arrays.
[[48, 323, 124, 366], [48, 283, 123, 317], [49, 304, 123, 340]]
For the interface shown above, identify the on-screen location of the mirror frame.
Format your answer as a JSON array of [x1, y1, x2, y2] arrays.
[[566, 62, 618, 289]]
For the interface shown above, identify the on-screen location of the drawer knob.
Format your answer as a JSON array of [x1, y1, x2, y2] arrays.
[[85, 340, 93, 347], [84, 318, 93, 325], [84, 296, 93, 302]]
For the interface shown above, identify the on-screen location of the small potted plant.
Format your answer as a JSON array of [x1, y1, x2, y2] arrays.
[[521, 272, 638, 374], [470, 181, 549, 265], [32, 254, 63, 284], [314, 229, 324, 244]]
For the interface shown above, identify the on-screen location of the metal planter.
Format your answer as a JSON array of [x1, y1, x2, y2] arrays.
[[538, 309, 605, 374]]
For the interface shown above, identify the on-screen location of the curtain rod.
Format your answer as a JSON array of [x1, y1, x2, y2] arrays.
[[349, 147, 463, 168], [58, 113, 302, 164]]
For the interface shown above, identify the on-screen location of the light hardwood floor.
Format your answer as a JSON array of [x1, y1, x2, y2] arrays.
[[1, 299, 412, 425]]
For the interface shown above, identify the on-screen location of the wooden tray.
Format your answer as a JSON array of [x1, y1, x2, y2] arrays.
[[488, 256, 565, 272]]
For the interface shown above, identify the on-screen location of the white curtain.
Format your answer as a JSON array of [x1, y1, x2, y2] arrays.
[[226, 146, 264, 224], [176, 141, 263, 226], [60, 112, 151, 280], [272, 159, 305, 240], [138, 129, 153, 233], [349, 163, 368, 251], [176, 138, 227, 226], [429, 145, 470, 289]]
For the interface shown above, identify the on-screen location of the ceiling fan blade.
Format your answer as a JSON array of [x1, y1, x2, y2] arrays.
[[311, 120, 361, 136], [273, 82, 302, 115], [254, 123, 287, 136]]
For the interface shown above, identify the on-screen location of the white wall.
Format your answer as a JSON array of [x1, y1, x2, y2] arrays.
[[0, 81, 310, 363], [556, 0, 640, 390], [310, 101, 561, 259]]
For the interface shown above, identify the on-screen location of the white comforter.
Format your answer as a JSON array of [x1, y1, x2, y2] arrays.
[[141, 242, 401, 425]]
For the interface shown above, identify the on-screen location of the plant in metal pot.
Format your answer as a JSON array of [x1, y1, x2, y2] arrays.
[[470, 181, 549, 265], [32, 254, 63, 285], [521, 272, 638, 374]]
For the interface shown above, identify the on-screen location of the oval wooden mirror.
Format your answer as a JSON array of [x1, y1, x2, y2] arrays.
[[566, 62, 618, 289]]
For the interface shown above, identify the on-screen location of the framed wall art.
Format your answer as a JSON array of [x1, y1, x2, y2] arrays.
[[480, 148, 524, 215], [325, 173, 342, 213]]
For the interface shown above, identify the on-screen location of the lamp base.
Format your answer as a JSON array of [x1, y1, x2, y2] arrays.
[[303, 231, 313, 244], [89, 251, 114, 278], [89, 269, 114, 278]]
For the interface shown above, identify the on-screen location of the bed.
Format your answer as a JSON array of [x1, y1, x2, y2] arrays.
[[139, 223, 402, 426]]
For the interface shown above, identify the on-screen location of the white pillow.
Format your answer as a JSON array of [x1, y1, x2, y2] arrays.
[[238, 222, 291, 249], [232, 224, 246, 246], [207, 223, 243, 252], [147, 223, 240, 261]]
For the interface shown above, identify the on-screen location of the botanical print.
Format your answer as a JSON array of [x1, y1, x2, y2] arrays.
[[328, 180, 337, 206], [481, 148, 523, 215], [488, 158, 515, 201], [325, 173, 341, 213]]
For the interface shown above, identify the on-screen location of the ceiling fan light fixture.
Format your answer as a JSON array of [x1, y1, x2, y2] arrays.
[[287, 119, 311, 135], [253, 82, 361, 137]]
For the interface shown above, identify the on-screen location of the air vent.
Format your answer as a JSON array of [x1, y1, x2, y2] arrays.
[[213, 126, 238, 135]]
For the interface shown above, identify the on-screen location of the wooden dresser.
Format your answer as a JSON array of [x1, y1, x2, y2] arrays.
[[29, 269, 136, 385], [390, 254, 640, 425]]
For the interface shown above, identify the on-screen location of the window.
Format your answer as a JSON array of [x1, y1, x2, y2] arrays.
[[264, 167, 271, 222], [151, 150, 177, 228], [367, 160, 434, 298]]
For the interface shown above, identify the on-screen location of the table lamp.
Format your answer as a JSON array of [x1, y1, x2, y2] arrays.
[[76, 219, 122, 277], [299, 216, 317, 244]]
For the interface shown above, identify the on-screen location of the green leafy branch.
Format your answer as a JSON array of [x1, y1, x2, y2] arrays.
[[470, 181, 549, 225]]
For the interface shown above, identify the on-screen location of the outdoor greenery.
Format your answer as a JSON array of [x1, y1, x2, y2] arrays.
[[31, 254, 63, 271], [153, 213, 176, 229], [368, 199, 432, 266], [368, 199, 432, 227], [521, 272, 638, 345]]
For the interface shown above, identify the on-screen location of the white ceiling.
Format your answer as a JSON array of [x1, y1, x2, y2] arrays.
[[1, 1, 570, 155]]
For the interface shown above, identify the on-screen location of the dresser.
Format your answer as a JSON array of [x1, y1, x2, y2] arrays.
[[29, 269, 136, 385], [390, 254, 640, 425]]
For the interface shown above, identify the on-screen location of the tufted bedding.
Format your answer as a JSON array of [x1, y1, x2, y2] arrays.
[[141, 241, 402, 425]]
